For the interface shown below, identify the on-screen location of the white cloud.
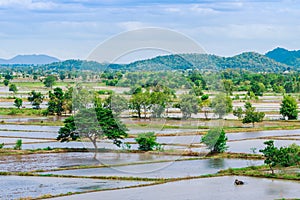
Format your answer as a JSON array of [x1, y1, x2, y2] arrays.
[[0, 0, 56, 10], [189, 4, 219, 14], [118, 21, 147, 31]]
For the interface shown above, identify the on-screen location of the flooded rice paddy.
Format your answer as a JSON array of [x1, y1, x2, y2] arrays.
[[1, 124, 299, 199], [0, 176, 148, 200], [40, 159, 263, 179], [49, 176, 300, 200]]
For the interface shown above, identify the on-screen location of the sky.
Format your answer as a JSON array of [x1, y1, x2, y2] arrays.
[[0, 0, 300, 61]]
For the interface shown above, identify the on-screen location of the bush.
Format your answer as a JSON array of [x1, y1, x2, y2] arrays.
[[201, 128, 228, 153], [14, 139, 22, 150], [135, 132, 159, 151], [0, 143, 4, 149], [260, 141, 300, 174], [8, 109, 18, 115]]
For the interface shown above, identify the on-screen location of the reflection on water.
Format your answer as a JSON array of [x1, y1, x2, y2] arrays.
[[207, 158, 225, 168], [42, 159, 263, 178], [50, 176, 300, 200], [0, 176, 148, 200]]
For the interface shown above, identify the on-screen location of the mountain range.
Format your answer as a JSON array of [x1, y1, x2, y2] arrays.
[[0, 54, 60, 65], [265, 47, 300, 67], [1, 48, 300, 72]]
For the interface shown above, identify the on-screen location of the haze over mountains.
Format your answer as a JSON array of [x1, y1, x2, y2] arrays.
[[0, 54, 60, 65], [1, 48, 300, 72]]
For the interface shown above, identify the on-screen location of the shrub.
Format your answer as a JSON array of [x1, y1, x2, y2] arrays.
[[14, 139, 22, 150], [201, 128, 228, 153], [135, 132, 159, 151], [0, 143, 4, 149]]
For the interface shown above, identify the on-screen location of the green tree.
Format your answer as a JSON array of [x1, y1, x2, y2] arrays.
[[59, 72, 66, 81], [9, 84, 18, 93], [201, 128, 228, 153], [129, 91, 151, 118], [280, 95, 298, 120], [28, 90, 44, 109], [47, 87, 65, 116], [259, 140, 277, 174], [260, 141, 300, 174], [104, 94, 128, 116], [33, 74, 38, 80], [14, 139, 22, 150], [250, 82, 265, 96], [72, 86, 94, 112], [135, 132, 159, 151], [179, 94, 199, 119], [150, 90, 170, 118], [62, 87, 73, 114], [200, 94, 211, 120], [233, 107, 243, 119], [57, 107, 128, 159], [43, 75, 56, 88], [14, 98, 23, 109], [222, 79, 234, 95], [4, 74, 13, 80], [241, 102, 265, 127], [211, 93, 232, 119], [3, 79, 9, 86]]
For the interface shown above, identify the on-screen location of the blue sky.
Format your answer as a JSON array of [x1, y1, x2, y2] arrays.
[[0, 0, 300, 61]]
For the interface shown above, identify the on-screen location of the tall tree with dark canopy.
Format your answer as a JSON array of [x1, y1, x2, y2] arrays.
[[57, 107, 128, 159], [43, 75, 56, 88], [47, 87, 65, 116], [28, 90, 44, 109]]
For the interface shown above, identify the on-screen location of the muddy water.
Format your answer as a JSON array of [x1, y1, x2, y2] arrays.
[[124, 135, 202, 145], [49, 176, 300, 200], [0, 152, 191, 172], [41, 159, 263, 178], [0, 137, 53, 144], [0, 130, 57, 139], [0, 176, 148, 200], [227, 139, 300, 154], [128, 128, 200, 135], [227, 129, 300, 141], [0, 124, 60, 132]]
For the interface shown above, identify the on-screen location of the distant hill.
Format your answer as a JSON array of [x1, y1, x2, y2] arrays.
[[265, 47, 300, 67], [123, 52, 290, 72], [0, 54, 60, 65], [1, 50, 296, 73]]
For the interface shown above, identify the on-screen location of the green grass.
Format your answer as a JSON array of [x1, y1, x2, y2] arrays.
[[0, 108, 45, 116], [218, 165, 300, 181]]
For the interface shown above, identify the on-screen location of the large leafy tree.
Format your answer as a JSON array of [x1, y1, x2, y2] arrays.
[[150, 86, 174, 118], [47, 87, 65, 116], [28, 90, 44, 109], [280, 95, 298, 120], [9, 84, 18, 93], [241, 102, 265, 127], [14, 98, 23, 109], [104, 94, 128, 116], [129, 90, 151, 118], [43, 75, 56, 88], [250, 82, 265, 96], [201, 128, 228, 153], [259, 140, 277, 174], [179, 93, 199, 119], [57, 107, 128, 159], [260, 141, 300, 174], [211, 93, 232, 119], [3, 79, 9, 86]]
